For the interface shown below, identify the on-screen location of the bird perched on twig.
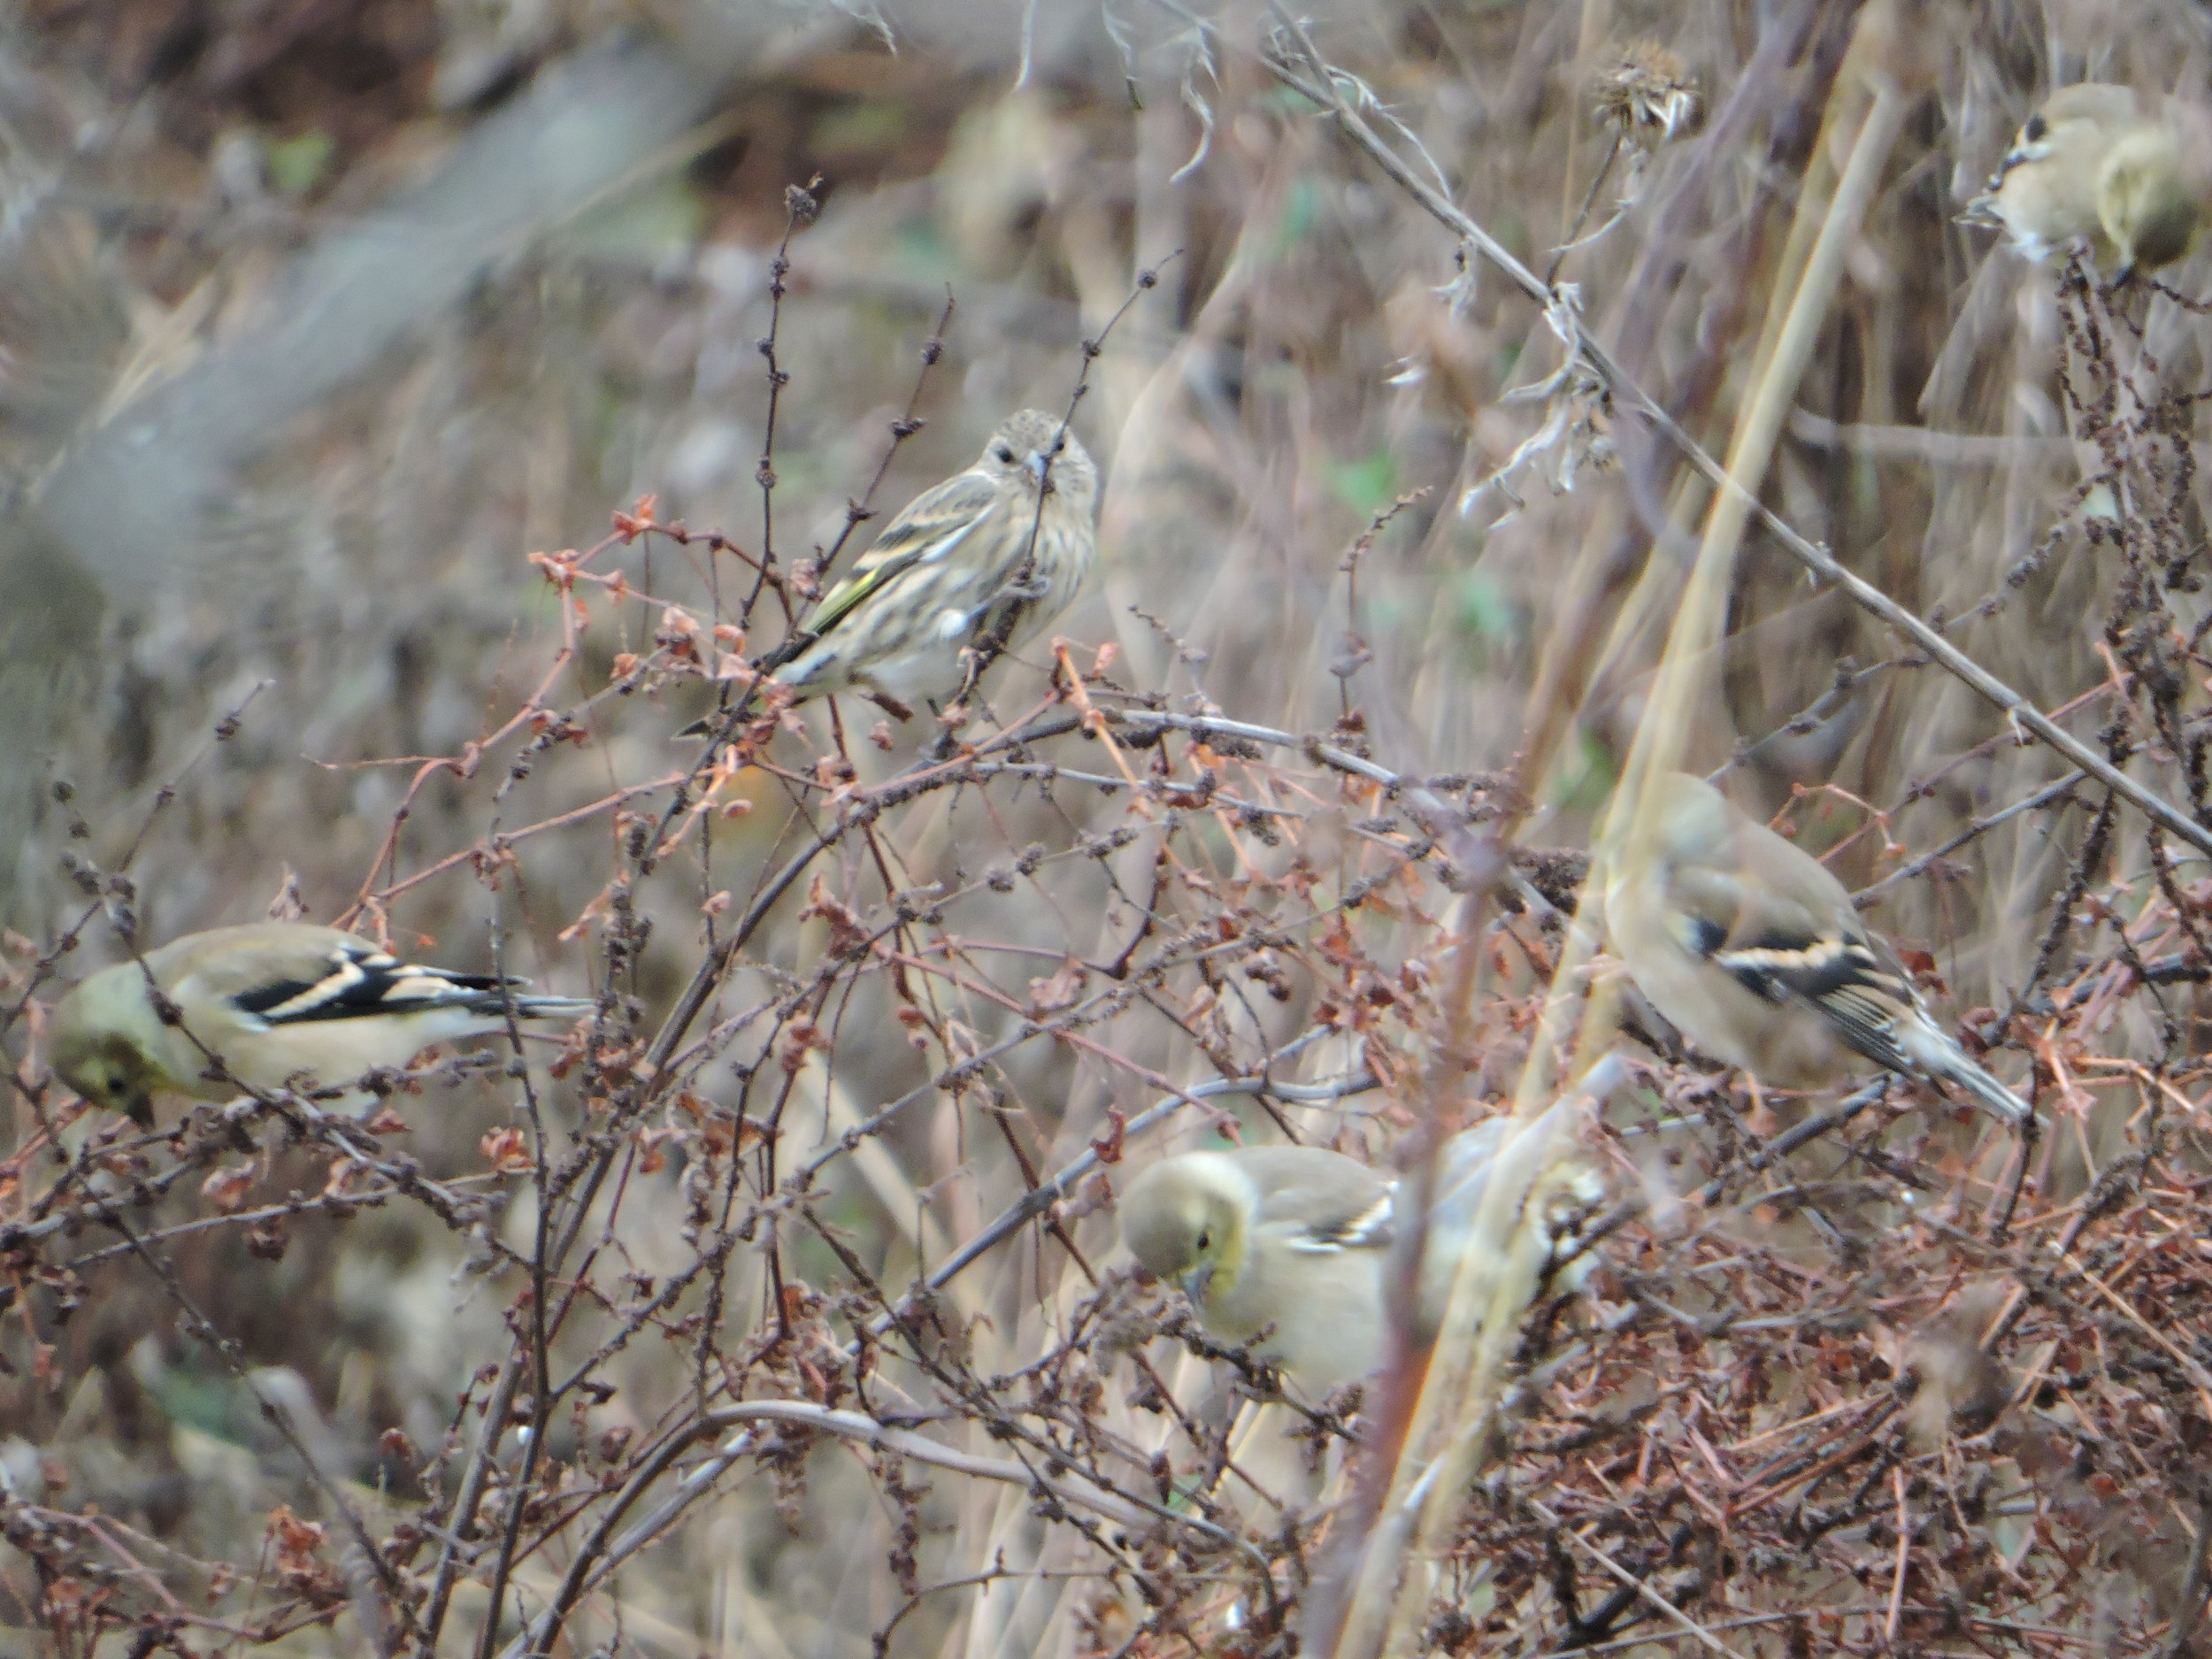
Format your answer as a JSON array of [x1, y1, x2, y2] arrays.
[[48, 922, 594, 1125], [1603, 771, 2031, 1127], [684, 409, 1100, 732], [1964, 82, 2204, 284], [1118, 1112, 1604, 1393]]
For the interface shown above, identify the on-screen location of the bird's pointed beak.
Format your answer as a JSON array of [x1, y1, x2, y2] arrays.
[[1178, 1263, 1214, 1305], [1027, 450, 1051, 488]]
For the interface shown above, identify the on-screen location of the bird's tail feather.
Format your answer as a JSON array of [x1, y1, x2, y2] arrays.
[[1927, 1047, 2031, 1127], [512, 995, 597, 1020]]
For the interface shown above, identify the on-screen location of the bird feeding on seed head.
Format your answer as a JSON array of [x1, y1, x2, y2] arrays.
[[49, 922, 594, 1125], [1118, 1115, 1605, 1393], [681, 409, 1100, 732], [1965, 83, 2204, 285], [1601, 770, 2032, 1129]]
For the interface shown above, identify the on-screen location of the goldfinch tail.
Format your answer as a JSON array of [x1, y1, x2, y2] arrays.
[[1913, 1036, 2032, 1128], [512, 995, 597, 1021]]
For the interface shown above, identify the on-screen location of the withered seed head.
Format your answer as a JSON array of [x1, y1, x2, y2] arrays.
[[1594, 41, 1702, 144]]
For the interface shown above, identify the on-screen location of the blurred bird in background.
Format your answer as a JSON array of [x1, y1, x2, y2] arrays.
[[686, 408, 1100, 733], [1603, 771, 2032, 1127], [1965, 82, 2206, 283], [49, 922, 594, 1125], [1118, 1114, 1604, 1392]]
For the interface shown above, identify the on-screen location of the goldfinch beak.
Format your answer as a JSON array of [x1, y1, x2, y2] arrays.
[[1027, 450, 1051, 488], [1178, 1263, 1213, 1305]]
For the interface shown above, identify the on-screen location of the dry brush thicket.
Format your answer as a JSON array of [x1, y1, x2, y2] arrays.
[[0, 0, 2210, 1655]]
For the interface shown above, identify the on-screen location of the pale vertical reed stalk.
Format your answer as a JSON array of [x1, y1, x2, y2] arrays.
[[1327, 35, 1912, 1659], [1518, 65, 1912, 1119], [1348, 1089, 1604, 1659], [1571, 59, 1909, 1092]]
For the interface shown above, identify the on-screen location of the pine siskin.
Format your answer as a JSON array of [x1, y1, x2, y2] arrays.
[[694, 411, 1100, 731], [1604, 771, 2031, 1127], [1965, 83, 2202, 283], [49, 922, 594, 1125]]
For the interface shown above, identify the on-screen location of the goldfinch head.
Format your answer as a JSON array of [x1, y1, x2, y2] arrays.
[[1625, 770, 1738, 864], [50, 966, 169, 1125], [1119, 1154, 1250, 1306], [2029, 83, 2142, 147]]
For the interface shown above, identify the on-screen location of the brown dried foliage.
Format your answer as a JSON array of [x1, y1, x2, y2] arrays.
[[0, 2, 2209, 1657]]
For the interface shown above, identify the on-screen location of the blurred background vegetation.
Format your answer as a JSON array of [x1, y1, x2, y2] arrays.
[[3, 0, 2211, 1653]]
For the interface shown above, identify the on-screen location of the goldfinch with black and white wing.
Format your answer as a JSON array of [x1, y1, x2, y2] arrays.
[[1603, 771, 2031, 1127], [1120, 1145, 1392, 1388], [1118, 1116, 1604, 1392], [49, 922, 594, 1125]]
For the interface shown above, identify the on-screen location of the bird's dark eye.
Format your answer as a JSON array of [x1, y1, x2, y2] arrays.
[[994, 444, 1017, 465], [1195, 1229, 1211, 1251], [2024, 115, 2046, 141]]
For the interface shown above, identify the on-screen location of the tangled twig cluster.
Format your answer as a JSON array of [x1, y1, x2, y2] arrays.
[[4, 9, 2212, 1659]]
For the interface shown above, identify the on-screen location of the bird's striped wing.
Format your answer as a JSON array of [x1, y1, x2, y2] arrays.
[[1258, 1179, 1396, 1256], [786, 468, 1002, 646], [210, 938, 514, 1026], [1670, 864, 1923, 1076]]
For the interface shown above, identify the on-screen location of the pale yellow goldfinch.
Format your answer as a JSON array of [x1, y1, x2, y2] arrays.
[[49, 922, 594, 1125], [1966, 83, 2203, 284], [1117, 1118, 1604, 1392], [1603, 771, 2031, 1127]]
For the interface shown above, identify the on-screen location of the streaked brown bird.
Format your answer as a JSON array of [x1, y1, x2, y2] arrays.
[[688, 411, 1099, 733]]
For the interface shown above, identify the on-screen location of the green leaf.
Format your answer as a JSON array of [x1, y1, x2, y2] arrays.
[[567, 176, 708, 265], [1329, 449, 1396, 518], [1271, 176, 1321, 258], [1451, 570, 1519, 646], [810, 99, 910, 156], [1555, 731, 1618, 813], [142, 1358, 242, 1440], [266, 130, 334, 198], [891, 215, 960, 281]]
